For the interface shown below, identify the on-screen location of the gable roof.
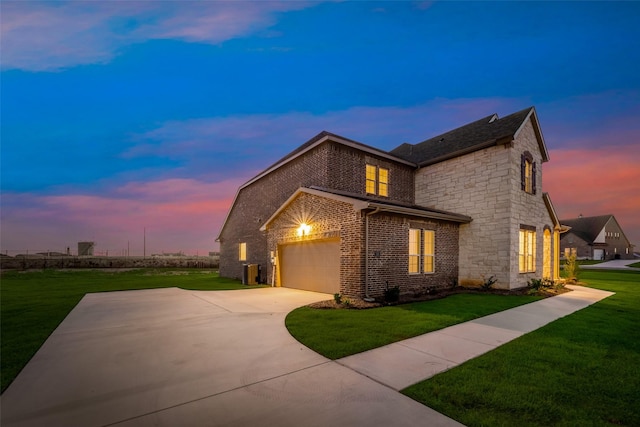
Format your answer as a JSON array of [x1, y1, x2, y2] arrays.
[[559, 215, 614, 243], [260, 187, 472, 231], [244, 130, 415, 190], [390, 106, 549, 166]]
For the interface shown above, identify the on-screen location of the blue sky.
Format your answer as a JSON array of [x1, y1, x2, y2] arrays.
[[2, 1, 639, 255]]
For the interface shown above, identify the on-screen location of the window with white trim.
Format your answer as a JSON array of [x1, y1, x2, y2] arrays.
[[519, 227, 536, 273], [366, 164, 389, 197], [409, 229, 420, 274]]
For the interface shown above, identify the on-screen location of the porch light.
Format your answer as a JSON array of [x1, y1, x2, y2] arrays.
[[297, 223, 311, 237]]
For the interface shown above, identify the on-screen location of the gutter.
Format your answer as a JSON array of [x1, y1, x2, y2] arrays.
[[364, 207, 380, 302]]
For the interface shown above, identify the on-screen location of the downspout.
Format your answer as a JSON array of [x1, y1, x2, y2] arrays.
[[364, 207, 380, 302]]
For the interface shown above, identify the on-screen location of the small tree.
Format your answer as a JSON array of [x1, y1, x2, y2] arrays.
[[564, 250, 579, 282]]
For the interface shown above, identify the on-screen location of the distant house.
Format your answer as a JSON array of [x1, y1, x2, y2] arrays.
[[217, 107, 561, 298], [560, 215, 634, 260]]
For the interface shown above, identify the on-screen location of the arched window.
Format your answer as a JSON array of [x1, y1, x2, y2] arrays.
[[521, 151, 537, 194]]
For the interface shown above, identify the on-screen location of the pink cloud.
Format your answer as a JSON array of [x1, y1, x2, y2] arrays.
[[544, 145, 640, 246], [0, 178, 245, 256], [0, 1, 315, 71]]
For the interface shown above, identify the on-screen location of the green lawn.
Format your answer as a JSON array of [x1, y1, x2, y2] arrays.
[[286, 293, 541, 359], [628, 261, 640, 268], [0, 268, 252, 392], [403, 269, 640, 427]]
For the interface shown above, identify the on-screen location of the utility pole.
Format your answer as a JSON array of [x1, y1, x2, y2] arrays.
[[144, 227, 146, 258]]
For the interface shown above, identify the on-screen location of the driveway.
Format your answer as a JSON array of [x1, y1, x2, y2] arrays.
[[1, 287, 461, 427], [580, 259, 640, 270]]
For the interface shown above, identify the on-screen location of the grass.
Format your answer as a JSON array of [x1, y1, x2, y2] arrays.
[[403, 269, 640, 427], [628, 261, 640, 268], [0, 268, 254, 392], [286, 293, 541, 359]]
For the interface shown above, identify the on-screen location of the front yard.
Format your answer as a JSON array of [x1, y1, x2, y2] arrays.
[[0, 269, 252, 392], [287, 269, 639, 426], [285, 293, 541, 359], [404, 270, 638, 426]]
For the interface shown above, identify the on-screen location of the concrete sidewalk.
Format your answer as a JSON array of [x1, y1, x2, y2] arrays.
[[338, 285, 614, 390]]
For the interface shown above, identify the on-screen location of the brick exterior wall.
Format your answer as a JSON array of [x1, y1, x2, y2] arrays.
[[263, 191, 460, 298], [415, 118, 556, 289], [265, 192, 364, 296], [219, 140, 415, 281], [366, 214, 459, 297]]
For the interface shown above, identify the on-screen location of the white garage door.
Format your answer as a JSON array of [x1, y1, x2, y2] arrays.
[[593, 249, 604, 260], [279, 239, 340, 294]]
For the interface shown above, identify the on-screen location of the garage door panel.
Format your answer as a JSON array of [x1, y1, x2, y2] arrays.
[[280, 239, 340, 294]]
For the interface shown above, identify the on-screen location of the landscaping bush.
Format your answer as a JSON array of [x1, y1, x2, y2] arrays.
[[384, 282, 400, 303], [564, 251, 580, 281]]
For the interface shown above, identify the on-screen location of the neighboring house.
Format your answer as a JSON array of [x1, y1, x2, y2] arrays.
[[217, 107, 561, 298], [560, 215, 635, 260]]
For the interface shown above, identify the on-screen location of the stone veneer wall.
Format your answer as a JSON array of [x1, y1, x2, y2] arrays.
[[415, 144, 513, 288], [507, 120, 556, 288], [219, 140, 415, 281], [415, 118, 555, 289]]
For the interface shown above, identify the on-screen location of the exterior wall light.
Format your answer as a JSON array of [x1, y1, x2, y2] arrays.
[[297, 223, 311, 237]]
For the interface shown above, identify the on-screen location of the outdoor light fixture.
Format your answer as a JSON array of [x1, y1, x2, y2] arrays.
[[297, 223, 311, 237]]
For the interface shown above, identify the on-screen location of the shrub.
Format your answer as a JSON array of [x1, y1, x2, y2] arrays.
[[481, 275, 497, 290], [333, 293, 342, 304], [527, 278, 555, 294], [564, 251, 579, 281], [384, 281, 400, 303]]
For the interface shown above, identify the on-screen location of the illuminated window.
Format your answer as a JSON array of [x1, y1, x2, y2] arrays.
[[519, 227, 536, 273], [409, 228, 435, 274], [409, 229, 420, 274], [378, 168, 388, 196], [365, 164, 389, 197], [366, 165, 377, 194], [239, 242, 247, 261], [423, 230, 434, 273], [520, 152, 536, 195]]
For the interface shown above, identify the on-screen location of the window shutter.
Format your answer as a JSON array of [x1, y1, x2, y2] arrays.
[[520, 154, 526, 190], [532, 162, 537, 194]]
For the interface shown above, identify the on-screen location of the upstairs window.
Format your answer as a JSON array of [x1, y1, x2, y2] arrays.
[[366, 164, 389, 197], [521, 151, 537, 195]]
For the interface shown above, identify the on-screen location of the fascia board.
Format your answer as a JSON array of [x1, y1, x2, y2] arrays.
[[366, 202, 472, 223]]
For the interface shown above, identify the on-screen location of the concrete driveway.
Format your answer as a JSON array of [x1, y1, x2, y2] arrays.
[[1, 287, 461, 427]]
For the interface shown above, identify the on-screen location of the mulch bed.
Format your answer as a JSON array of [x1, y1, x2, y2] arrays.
[[306, 282, 574, 310]]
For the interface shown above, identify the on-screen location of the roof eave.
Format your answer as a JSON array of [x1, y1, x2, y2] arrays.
[[366, 202, 472, 224]]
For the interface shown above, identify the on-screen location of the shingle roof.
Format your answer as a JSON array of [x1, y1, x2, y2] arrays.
[[390, 107, 536, 166], [309, 186, 472, 223], [559, 215, 613, 243]]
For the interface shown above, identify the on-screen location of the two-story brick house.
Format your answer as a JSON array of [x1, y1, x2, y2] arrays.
[[217, 107, 561, 298], [560, 214, 635, 260]]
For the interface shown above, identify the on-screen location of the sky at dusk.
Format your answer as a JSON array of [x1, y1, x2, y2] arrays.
[[2, 1, 639, 256]]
